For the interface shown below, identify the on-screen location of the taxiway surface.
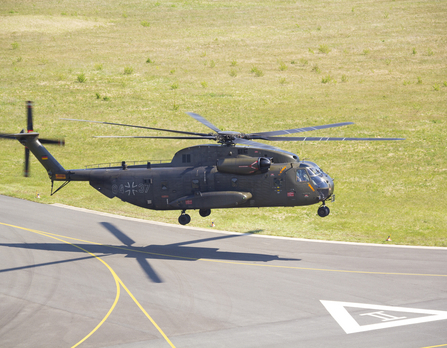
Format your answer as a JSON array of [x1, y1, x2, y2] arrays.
[[0, 195, 446, 348]]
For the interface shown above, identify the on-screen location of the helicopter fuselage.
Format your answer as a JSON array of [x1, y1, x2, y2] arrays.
[[63, 144, 334, 223]]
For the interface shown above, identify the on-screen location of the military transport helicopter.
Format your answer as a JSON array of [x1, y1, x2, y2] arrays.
[[1, 101, 404, 225]]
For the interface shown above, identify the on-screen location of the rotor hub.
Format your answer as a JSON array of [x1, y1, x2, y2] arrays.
[[216, 131, 243, 145]]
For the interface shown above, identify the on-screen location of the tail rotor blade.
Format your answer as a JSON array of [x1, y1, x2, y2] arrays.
[[39, 138, 65, 145], [24, 147, 30, 177], [27, 101, 33, 132], [0, 133, 17, 140]]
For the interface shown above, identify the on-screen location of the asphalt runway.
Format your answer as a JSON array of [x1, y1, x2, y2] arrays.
[[0, 194, 446, 348]]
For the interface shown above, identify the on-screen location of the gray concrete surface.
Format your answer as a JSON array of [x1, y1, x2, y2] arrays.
[[0, 195, 446, 348]]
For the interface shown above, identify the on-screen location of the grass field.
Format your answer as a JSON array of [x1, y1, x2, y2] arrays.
[[1, 0, 446, 246]]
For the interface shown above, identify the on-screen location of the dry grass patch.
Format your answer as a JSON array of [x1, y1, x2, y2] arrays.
[[0, 15, 108, 34]]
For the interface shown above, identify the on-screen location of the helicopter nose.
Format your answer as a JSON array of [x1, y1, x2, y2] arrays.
[[317, 173, 334, 202], [328, 175, 334, 197]]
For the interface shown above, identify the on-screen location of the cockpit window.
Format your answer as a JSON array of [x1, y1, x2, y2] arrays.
[[296, 169, 310, 182], [307, 167, 323, 176]]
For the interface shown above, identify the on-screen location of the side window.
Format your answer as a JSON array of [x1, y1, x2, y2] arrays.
[[296, 169, 310, 182], [192, 179, 199, 189], [231, 178, 238, 187], [182, 154, 191, 163], [161, 181, 168, 190]]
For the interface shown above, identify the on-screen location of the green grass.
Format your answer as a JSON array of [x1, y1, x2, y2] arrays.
[[0, 0, 446, 246]]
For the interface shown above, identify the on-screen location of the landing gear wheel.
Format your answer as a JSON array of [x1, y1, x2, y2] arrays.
[[178, 213, 191, 225], [317, 205, 330, 217], [199, 209, 211, 217]]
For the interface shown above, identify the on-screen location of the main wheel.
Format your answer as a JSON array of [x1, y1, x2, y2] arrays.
[[199, 209, 211, 217], [317, 206, 330, 217], [178, 214, 191, 225]]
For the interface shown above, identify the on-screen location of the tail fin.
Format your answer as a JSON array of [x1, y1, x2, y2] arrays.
[[15, 132, 68, 180]]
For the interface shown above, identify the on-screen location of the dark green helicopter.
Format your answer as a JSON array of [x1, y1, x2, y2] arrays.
[[1, 101, 404, 225]]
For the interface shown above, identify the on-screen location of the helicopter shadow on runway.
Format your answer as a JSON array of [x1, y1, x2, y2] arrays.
[[0, 222, 301, 283]]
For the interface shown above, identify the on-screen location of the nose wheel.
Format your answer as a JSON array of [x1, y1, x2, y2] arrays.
[[317, 204, 330, 217]]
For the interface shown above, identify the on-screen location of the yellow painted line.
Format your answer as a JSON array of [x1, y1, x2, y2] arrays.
[[308, 183, 315, 192], [279, 166, 286, 174], [3, 226, 121, 348], [200, 258, 447, 277], [70, 250, 120, 348], [117, 278, 175, 346], [22, 228, 447, 278], [422, 345, 447, 348], [75, 242, 447, 278], [0, 222, 176, 348], [10, 224, 446, 278]]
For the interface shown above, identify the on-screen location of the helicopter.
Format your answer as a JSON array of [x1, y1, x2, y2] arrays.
[[1, 101, 404, 225]]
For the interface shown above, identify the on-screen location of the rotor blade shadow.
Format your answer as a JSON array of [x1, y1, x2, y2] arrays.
[[101, 221, 135, 246], [163, 229, 264, 248], [0, 254, 100, 274], [136, 255, 162, 283], [246, 229, 263, 234], [100, 222, 163, 282], [0, 226, 301, 284]]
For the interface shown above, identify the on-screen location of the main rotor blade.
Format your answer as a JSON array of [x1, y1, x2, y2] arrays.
[[247, 122, 355, 138], [262, 136, 406, 141], [61, 118, 211, 137], [233, 138, 283, 150], [186, 112, 222, 133], [233, 138, 300, 157], [94, 135, 217, 140]]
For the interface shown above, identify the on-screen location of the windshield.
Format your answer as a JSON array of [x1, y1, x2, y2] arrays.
[[307, 166, 323, 176], [296, 169, 310, 182]]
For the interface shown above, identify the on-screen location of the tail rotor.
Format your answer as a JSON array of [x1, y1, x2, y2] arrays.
[[0, 101, 65, 177]]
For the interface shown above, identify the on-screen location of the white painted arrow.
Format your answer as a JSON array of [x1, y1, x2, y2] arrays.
[[321, 300, 447, 334]]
